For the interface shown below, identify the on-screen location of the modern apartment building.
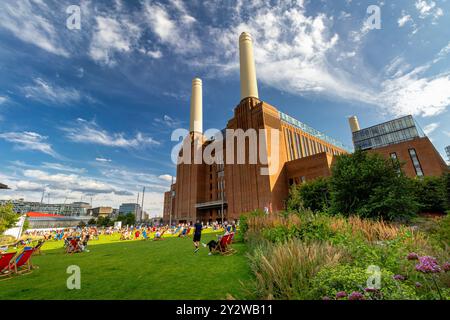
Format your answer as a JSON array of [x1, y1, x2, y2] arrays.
[[87, 207, 113, 218], [119, 203, 142, 217], [349, 115, 449, 178]]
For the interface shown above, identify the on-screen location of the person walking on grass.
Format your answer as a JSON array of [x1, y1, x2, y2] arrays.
[[193, 220, 203, 253]]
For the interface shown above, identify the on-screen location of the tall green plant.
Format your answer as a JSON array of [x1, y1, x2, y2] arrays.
[[329, 150, 418, 220], [0, 203, 19, 234], [296, 177, 330, 213], [412, 176, 447, 213]]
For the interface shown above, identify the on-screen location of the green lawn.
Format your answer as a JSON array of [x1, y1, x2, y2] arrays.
[[0, 233, 252, 300]]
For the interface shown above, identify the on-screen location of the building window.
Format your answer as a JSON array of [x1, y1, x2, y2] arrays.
[[408, 148, 424, 177], [302, 136, 309, 157], [295, 133, 302, 158]]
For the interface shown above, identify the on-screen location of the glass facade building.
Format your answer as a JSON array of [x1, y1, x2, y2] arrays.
[[352, 115, 425, 151]]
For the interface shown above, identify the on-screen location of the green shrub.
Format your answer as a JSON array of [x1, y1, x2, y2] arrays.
[[239, 209, 265, 237], [310, 264, 418, 300], [444, 173, 450, 209], [412, 176, 447, 213], [329, 150, 418, 220], [247, 240, 345, 300], [0, 203, 19, 234], [287, 178, 330, 213], [431, 214, 450, 249]]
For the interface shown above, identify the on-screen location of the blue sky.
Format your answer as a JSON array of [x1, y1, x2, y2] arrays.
[[0, 0, 449, 216]]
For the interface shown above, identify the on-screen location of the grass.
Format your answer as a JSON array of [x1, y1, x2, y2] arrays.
[[0, 232, 252, 300]]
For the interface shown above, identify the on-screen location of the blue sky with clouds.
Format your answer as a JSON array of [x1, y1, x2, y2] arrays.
[[0, 0, 449, 216]]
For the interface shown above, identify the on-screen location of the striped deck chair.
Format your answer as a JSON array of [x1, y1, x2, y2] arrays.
[[0, 252, 17, 278], [9, 248, 35, 275]]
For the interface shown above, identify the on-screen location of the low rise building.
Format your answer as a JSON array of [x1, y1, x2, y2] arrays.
[[350, 115, 449, 178]]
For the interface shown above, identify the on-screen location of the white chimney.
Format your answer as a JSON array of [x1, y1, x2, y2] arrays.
[[239, 32, 259, 100], [189, 78, 202, 133], [348, 116, 361, 133]]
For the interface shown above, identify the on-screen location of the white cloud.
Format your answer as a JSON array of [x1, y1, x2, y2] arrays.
[[415, 0, 443, 20], [158, 174, 173, 182], [0, 96, 7, 104], [0, 0, 69, 57], [154, 115, 181, 128], [23, 78, 81, 105], [143, 1, 201, 54], [89, 16, 142, 66], [62, 118, 160, 148], [398, 14, 412, 27], [96, 157, 112, 163], [23, 169, 132, 196], [379, 67, 450, 117], [0, 131, 58, 157], [41, 162, 86, 174], [423, 123, 439, 135]]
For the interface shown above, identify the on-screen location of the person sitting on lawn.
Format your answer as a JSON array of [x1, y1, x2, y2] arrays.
[[135, 230, 140, 240], [80, 234, 90, 252]]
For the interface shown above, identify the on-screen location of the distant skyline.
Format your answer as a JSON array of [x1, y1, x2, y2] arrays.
[[1, 0, 449, 216]]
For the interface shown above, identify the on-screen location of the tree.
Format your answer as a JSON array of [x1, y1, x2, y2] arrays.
[[0, 203, 19, 234], [295, 177, 330, 213], [443, 173, 450, 211], [88, 218, 96, 225], [116, 212, 136, 226], [412, 176, 447, 213], [329, 150, 418, 220]]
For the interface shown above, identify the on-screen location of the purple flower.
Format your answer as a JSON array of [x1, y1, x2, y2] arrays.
[[407, 252, 419, 260], [442, 262, 450, 272], [322, 296, 332, 301], [364, 287, 379, 293], [415, 256, 441, 274], [393, 274, 406, 281], [348, 292, 365, 301], [336, 291, 347, 299], [415, 282, 422, 288]]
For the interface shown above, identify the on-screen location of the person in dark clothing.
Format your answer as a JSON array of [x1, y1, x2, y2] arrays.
[[193, 220, 203, 253]]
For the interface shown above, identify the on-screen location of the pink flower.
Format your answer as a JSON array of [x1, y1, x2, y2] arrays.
[[407, 252, 419, 260], [442, 262, 450, 272], [336, 291, 347, 299], [348, 292, 365, 300], [415, 256, 441, 274], [393, 274, 406, 281]]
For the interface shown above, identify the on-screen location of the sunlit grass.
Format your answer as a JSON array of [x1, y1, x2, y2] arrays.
[[0, 233, 251, 300]]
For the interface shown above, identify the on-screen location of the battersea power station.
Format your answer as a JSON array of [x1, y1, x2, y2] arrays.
[[163, 32, 448, 224], [163, 32, 349, 225]]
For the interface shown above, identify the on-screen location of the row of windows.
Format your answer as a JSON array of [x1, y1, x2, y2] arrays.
[[355, 127, 419, 151], [284, 127, 343, 161], [390, 148, 424, 177], [353, 116, 416, 143]]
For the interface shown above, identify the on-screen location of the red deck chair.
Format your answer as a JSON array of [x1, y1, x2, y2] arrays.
[[66, 239, 81, 254], [0, 252, 17, 278], [186, 228, 192, 236], [211, 234, 235, 256], [9, 249, 34, 275]]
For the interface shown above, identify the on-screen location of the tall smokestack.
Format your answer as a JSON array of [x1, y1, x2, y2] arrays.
[[348, 116, 361, 133], [239, 32, 259, 100], [189, 78, 202, 133]]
